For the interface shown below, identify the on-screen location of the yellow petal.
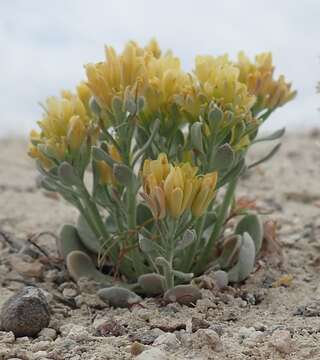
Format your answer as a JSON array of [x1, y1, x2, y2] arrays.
[[168, 187, 183, 218], [192, 187, 210, 217]]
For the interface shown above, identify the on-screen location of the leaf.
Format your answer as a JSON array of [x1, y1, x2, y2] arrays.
[[139, 236, 163, 255], [89, 97, 101, 115], [136, 203, 154, 231], [77, 214, 101, 254], [113, 164, 135, 186], [40, 176, 57, 192], [190, 122, 204, 153], [248, 143, 281, 169], [163, 285, 202, 305], [98, 286, 141, 308], [253, 128, 285, 143], [132, 119, 160, 166], [217, 158, 245, 188], [67, 250, 112, 284], [138, 273, 165, 295], [228, 233, 256, 283], [92, 147, 118, 167], [58, 162, 80, 186], [172, 270, 194, 282], [58, 224, 87, 259], [176, 229, 196, 251], [219, 234, 242, 269], [211, 144, 234, 171], [235, 214, 263, 254]]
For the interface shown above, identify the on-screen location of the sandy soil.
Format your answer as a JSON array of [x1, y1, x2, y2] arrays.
[[0, 131, 320, 360]]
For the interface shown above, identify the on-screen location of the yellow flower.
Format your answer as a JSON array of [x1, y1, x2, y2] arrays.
[[67, 115, 86, 151], [145, 38, 161, 59], [142, 153, 170, 184], [28, 143, 53, 169], [76, 82, 92, 111], [141, 52, 192, 122], [142, 154, 218, 219], [194, 55, 256, 118], [142, 154, 170, 219], [236, 52, 296, 110], [191, 172, 218, 217], [260, 75, 297, 109], [28, 85, 95, 165], [96, 144, 122, 185], [85, 42, 146, 112]]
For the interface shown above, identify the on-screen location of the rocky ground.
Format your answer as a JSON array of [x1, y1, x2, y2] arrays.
[[0, 131, 320, 360]]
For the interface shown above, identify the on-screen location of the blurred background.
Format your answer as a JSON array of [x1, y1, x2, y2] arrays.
[[0, 0, 319, 137]]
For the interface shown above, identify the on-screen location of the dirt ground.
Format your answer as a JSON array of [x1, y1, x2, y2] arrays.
[[0, 131, 320, 360]]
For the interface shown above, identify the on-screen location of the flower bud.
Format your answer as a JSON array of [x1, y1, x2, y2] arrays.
[[67, 116, 86, 151], [96, 160, 113, 185], [192, 172, 218, 217]]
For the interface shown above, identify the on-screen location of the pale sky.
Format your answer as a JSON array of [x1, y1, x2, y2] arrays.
[[0, 0, 319, 137]]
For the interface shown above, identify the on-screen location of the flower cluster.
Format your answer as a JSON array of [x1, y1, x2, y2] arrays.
[[142, 154, 217, 219], [28, 82, 97, 168], [236, 52, 296, 112]]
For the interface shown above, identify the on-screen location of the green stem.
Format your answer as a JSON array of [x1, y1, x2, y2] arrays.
[[126, 186, 145, 276], [78, 183, 109, 243], [166, 218, 179, 289], [195, 177, 238, 273]]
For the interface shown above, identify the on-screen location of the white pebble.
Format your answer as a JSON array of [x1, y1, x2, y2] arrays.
[[136, 347, 167, 360]]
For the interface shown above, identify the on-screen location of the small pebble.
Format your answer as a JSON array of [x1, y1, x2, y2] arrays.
[[270, 329, 293, 354], [37, 328, 57, 341], [192, 329, 222, 351], [31, 340, 51, 352], [130, 341, 144, 356], [191, 317, 210, 333], [153, 333, 180, 348], [0, 286, 50, 337], [62, 287, 78, 298]]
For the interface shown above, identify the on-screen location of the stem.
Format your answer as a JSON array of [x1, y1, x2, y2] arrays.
[[78, 183, 109, 243], [184, 213, 208, 272], [126, 185, 145, 276], [166, 218, 179, 289], [195, 177, 238, 273]]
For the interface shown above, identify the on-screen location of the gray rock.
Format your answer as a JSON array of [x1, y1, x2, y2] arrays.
[[192, 329, 223, 351], [135, 347, 167, 360], [153, 332, 180, 348], [0, 286, 50, 337], [269, 329, 293, 354]]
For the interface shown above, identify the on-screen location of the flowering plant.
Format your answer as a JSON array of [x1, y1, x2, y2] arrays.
[[29, 40, 295, 306]]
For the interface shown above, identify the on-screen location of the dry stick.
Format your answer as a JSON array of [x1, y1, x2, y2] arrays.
[[27, 232, 62, 270], [0, 230, 22, 250]]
